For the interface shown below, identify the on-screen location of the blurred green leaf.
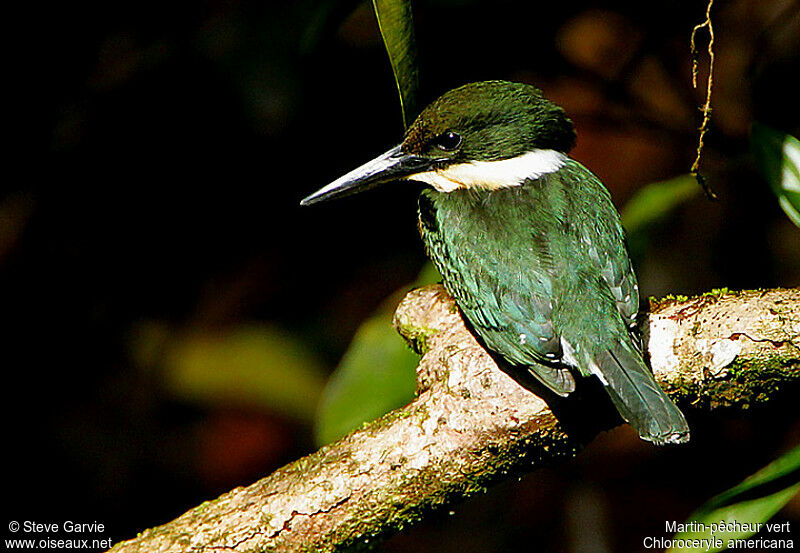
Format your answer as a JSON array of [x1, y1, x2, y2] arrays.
[[132, 323, 326, 421], [621, 174, 699, 237], [314, 263, 440, 446], [668, 444, 800, 552], [751, 123, 800, 228], [313, 307, 418, 445], [372, 0, 419, 128], [620, 174, 700, 262]]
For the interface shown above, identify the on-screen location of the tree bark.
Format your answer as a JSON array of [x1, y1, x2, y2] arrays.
[[108, 285, 800, 553]]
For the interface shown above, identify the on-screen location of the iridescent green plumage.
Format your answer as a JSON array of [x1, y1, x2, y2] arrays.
[[418, 158, 687, 443], [302, 80, 690, 445]]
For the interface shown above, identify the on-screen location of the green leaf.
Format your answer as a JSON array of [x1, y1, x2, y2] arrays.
[[131, 322, 326, 421], [314, 263, 440, 446], [372, 0, 419, 129], [313, 305, 418, 446], [620, 174, 700, 262], [667, 444, 800, 553], [621, 174, 700, 238], [751, 123, 800, 228]]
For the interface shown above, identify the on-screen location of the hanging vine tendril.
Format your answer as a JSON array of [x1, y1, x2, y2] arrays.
[[690, 0, 718, 200]]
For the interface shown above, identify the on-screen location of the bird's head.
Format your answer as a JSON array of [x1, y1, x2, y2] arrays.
[[300, 80, 576, 205]]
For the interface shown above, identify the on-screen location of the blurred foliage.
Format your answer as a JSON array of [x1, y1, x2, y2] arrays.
[[132, 322, 325, 421], [669, 443, 800, 552], [621, 174, 700, 238], [621, 174, 701, 262], [372, 0, 419, 128], [314, 263, 440, 446], [751, 123, 800, 228]]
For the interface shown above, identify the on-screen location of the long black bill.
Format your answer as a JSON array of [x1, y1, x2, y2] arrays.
[[300, 145, 434, 206]]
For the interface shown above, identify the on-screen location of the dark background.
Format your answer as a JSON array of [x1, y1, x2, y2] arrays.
[[5, 0, 800, 551]]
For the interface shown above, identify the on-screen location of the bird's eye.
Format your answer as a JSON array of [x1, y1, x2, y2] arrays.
[[433, 131, 462, 151]]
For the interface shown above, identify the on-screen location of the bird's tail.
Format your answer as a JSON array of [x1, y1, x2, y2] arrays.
[[595, 342, 690, 445]]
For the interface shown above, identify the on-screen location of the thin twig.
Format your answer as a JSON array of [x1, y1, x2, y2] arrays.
[[690, 0, 718, 200]]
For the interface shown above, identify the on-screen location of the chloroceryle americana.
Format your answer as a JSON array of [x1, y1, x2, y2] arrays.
[[301, 80, 690, 445]]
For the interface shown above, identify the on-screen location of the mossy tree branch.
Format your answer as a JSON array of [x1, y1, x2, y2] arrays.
[[109, 285, 800, 553]]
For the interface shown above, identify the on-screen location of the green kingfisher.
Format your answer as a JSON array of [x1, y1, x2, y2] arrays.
[[301, 80, 689, 445]]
